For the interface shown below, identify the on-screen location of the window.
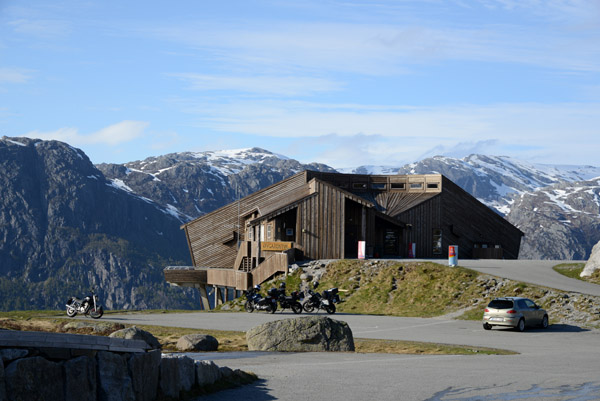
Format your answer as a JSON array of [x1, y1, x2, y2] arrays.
[[391, 183, 405, 190], [371, 183, 386, 190], [432, 229, 442, 254], [410, 183, 423, 189], [266, 224, 273, 240], [352, 183, 367, 189], [488, 299, 513, 309], [427, 183, 439, 189]]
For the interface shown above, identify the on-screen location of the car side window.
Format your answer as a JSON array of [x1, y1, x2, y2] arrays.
[[524, 299, 536, 309], [517, 300, 528, 309]]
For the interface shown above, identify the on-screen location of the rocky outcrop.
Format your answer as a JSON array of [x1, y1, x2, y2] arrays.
[[176, 334, 219, 352], [109, 327, 161, 350], [246, 316, 355, 352], [581, 241, 600, 277], [507, 179, 600, 260]]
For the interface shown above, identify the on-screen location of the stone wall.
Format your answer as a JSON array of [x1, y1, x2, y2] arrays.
[[0, 347, 253, 401]]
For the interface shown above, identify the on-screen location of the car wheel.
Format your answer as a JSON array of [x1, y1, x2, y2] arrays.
[[517, 318, 525, 332], [483, 323, 492, 330], [541, 315, 549, 329]]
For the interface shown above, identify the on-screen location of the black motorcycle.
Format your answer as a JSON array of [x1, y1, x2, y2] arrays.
[[243, 285, 278, 313], [273, 283, 303, 314], [303, 284, 340, 314], [66, 287, 104, 319]]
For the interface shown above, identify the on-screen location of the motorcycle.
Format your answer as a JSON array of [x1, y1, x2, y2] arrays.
[[66, 287, 104, 319], [273, 283, 303, 314], [303, 283, 340, 314], [243, 285, 278, 313]]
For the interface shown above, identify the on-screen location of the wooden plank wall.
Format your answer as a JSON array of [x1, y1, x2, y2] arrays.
[[396, 194, 443, 258], [184, 172, 309, 268], [440, 177, 523, 259], [297, 180, 346, 260]]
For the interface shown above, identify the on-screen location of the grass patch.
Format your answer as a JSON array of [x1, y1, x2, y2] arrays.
[[553, 263, 600, 285], [315, 260, 483, 317], [354, 338, 516, 355]]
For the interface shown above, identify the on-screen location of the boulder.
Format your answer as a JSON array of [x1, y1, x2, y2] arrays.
[[581, 241, 600, 277], [246, 316, 355, 352], [195, 360, 222, 387], [128, 350, 161, 401], [109, 326, 161, 349], [96, 351, 135, 401], [63, 356, 96, 401], [176, 334, 219, 352], [159, 354, 195, 398], [4, 356, 64, 401]]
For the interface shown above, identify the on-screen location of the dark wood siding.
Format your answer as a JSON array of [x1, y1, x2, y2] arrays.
[[396, 194, 443, 258], [439, 177, 523, 259], [183, 172, 309, 268]]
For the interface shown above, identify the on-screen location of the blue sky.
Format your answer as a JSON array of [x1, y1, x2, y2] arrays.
[[1, 0, 599, 169]]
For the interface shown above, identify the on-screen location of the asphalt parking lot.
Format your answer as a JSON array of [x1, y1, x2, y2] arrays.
[[104, 260, 600, 400]]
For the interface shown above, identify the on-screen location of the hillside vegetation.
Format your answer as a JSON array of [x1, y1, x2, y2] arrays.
[[277, 260, 600, 328]]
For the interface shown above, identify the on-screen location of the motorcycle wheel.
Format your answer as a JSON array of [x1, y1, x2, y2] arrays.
[[303, 303, 315, 313], [90, 306, 104, 319], [268, 303, 277, 314], [325, 304, 336, 314], [291, 302, 302, 314], [66, 306, 77, 317], [244, 301, 254, 313]]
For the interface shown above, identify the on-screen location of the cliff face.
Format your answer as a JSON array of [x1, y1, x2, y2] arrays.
[[506, 179, 600, 260], [0, 137, 197, 310]]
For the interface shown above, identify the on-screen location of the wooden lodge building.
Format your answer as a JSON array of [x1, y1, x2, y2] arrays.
[[164, 171, 523, 308]]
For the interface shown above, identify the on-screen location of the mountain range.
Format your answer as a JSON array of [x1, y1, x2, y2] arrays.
[[1, 136, 599, 310]]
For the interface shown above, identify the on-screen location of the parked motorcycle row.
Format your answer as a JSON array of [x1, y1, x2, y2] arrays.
[[243, 282, 340, 315]]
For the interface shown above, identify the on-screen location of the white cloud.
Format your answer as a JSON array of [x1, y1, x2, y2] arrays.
[[169, 73, 342, 97], [182, 99, 600, 166], [144, 7, 600, 75], [24, 121, 149, 146], [0, 68, 33, 84], [7, 17, 71, 38]]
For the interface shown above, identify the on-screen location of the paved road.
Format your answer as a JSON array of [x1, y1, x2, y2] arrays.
[[104, 259, 600, 400], [104, 311, 600, 401], [457, 259, 600, 296]]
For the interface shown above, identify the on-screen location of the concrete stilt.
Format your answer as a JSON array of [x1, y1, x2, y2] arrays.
[[198, 285, 210, 310]]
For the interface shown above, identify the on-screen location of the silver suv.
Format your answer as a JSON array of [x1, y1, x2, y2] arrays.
[[483, 297, 549, 332]]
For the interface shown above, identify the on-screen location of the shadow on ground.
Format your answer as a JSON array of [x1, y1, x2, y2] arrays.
[[192, 379, 275, 401]]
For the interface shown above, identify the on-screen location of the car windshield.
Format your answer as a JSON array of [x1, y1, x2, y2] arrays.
[[488, 299, 514, 309]]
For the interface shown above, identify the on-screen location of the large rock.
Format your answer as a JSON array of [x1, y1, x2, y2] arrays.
[[109, 326, 161, 350], [159, 354, 195, 398], [96, 351, 135, 401], [246, 316, 355, 352], [195, 360, 222, 387], [64, 356, 96, 401], [4, 356, 64, 401], [128, 350, 161, 401], [176, 334, 219, 352], [581, 241, 600, 277]]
